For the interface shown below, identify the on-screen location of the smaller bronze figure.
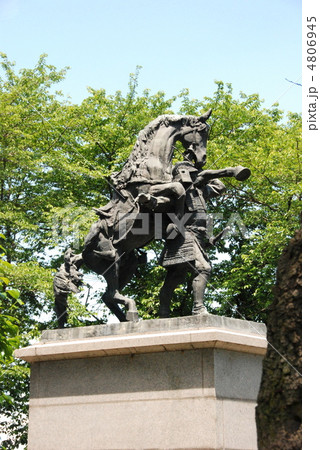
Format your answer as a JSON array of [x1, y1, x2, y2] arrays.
[[53, 249, 83, 328]]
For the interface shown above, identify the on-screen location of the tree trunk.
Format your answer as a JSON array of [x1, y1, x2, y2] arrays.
[[256, 229, 302, 449]]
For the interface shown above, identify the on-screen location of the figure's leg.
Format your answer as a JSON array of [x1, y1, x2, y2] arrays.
[[159, 265, 187, 318], [191, 272, 210, 314], [192, 248, 211, 315], [54, 293, 68, 328]]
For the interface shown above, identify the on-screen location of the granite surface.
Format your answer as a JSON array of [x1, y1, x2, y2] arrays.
[[40, 314, 266, 342]]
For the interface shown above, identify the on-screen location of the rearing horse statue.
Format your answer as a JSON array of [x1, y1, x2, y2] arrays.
[[54, 110, 213, 327]]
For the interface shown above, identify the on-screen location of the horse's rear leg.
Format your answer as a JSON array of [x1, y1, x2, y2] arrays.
[[114, 291, 139, 322], [101, 292, 127, 322], [102, 289, 139, 322], [103, 257, 139, 322]]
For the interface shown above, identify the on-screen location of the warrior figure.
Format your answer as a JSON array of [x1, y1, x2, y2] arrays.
[[158, 159, 247, 317]]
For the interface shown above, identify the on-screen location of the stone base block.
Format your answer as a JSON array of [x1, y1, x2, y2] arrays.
[[15, 315, 267, 450]]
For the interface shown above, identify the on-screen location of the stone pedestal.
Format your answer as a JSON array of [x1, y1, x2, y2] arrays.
[[15, 315, 267, 450]]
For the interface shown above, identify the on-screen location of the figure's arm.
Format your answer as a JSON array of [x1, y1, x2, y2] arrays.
[[195, 168, 234, 185], [195, 165, 251, 187]]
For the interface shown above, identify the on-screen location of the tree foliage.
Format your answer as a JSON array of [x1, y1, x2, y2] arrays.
[[201, 83, 302, 322], [0, 235, 29, 449], [0, 54, 301, 446], [0, 235, 21, 371]]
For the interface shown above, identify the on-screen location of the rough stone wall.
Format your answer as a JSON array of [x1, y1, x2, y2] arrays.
[[256, 229, 302, 449]]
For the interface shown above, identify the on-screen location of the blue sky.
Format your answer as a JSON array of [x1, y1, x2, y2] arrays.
[[0, 0, 302, 115]]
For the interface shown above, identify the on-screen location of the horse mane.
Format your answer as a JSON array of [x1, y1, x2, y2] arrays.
[[112, 113, 206, 187], [138, 113, 203, 144]]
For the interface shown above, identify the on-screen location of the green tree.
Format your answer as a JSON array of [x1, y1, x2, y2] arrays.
[[0, 235, 29, 449], [201, 83, 302, 322], [0, 55, 301, 446], [0, 235, 21, 389]]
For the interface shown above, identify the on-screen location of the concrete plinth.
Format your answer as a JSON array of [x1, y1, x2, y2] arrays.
[[15, 315, 267, 450]]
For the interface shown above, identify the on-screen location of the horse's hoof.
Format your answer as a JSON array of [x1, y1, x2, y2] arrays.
[[137, 193, 157, 210], [126, 311, 139, 322], [137, 193, 150, 204]]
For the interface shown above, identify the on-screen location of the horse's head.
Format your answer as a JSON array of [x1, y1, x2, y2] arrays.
[[179, 109, 212, 170], [117, 109, 212, 185]]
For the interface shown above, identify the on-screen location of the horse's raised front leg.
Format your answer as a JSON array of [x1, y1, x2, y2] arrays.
[[136, 182, 186, 218], [149, 181, 186, 218]]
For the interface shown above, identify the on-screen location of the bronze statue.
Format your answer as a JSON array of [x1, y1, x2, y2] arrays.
[[53, 110, 251, 326]]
